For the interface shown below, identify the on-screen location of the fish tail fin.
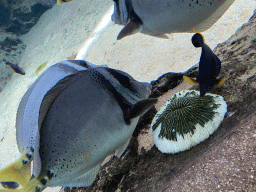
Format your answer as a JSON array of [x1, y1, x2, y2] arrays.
[[183, 76, 199, 85], [0, 153, 31, 187], [193, 28, 205, 42], [216, 78, 226, 88]]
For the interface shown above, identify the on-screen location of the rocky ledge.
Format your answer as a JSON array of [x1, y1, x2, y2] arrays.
[[62, 9, 256, 192]]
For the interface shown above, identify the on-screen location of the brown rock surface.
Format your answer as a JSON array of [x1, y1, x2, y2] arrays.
[[62, 10, 256, 192]]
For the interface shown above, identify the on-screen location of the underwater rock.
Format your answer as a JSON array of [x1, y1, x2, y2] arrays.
[[62, 9, 256, 192], [0, 0, 55, 36]]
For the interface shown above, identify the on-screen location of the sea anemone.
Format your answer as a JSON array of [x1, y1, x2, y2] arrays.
[[151, 90, 227, 154]]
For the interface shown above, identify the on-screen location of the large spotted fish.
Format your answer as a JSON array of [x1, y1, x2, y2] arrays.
[[111, 0, 235, 40], [0, 60, 157, 191]]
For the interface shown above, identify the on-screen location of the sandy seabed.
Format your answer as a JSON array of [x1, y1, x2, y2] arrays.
[[0, 0, 255, 191]]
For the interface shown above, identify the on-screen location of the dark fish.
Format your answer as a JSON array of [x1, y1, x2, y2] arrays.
[[184, 30, 226, 96], [6, 62, 25, 75]]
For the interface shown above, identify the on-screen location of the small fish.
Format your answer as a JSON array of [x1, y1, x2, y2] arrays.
[[35, 62, 48, 76], [57, 0, 74, 5], [6, 62, 25, 75], [0, 60, 157, 192], [112, 0, 235, 40], [183, 29, 226, 96]]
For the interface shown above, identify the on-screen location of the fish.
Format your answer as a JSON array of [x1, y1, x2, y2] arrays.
[[111, 0, 235, 40], [35, 62, 48, 76], [183, 29, 226, 97], [5, 62, 25, 75], [57, 0, 74, 5], [0, 60, 157, 191]]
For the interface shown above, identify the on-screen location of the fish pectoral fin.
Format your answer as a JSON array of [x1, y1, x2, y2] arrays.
[[215, 78, 226, 88], [115, 139, 131, 158], [117, 20, 141, 40], [183, 76, 199, 85], [125, 98, 158, 121], [0, 153, 31, 187]]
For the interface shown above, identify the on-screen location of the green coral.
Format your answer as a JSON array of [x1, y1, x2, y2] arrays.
[[152, 91, 219, 141]]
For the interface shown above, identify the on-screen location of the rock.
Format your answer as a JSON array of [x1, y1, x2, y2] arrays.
[[61, 9, 256, 192], [0, 0, 55, 36]]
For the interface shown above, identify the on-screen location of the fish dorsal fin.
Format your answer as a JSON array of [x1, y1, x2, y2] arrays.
[[193, 0, 235, 32], [38, 70, 86, 128], [124, 98, 158, 122], [117, 20, 142, 40]]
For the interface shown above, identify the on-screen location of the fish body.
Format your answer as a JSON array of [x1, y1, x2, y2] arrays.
[[6, 62, 25, 75], [112, 0, 235, 39], [184, 32, 225, 96], [0, 60, 157, 191]]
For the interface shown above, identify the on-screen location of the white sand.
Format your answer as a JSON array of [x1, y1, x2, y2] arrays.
[[0, 0, 255, 191]]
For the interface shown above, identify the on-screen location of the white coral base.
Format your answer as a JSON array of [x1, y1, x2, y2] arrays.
[[151, 92, 227, 154]]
